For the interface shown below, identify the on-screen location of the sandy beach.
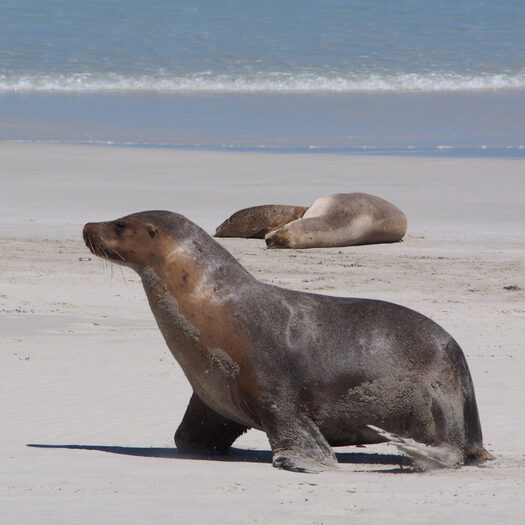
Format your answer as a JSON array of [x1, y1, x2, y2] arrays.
[[1, 143, 524, 524]]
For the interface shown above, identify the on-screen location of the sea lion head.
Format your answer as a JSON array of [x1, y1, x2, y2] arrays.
[[83, 211, 192, 270], [265, 222, 298, 249], [214, 219, 232, 237]]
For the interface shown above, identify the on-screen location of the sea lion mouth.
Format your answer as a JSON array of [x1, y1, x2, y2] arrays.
[[83, 224, 125, 263]]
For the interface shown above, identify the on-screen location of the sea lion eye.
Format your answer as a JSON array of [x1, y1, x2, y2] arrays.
[[114, 221, 126, 234]]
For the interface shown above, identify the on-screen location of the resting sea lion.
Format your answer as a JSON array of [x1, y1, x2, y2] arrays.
[[265, 193, 407, 249], [83, 211, 491, 472], [215, 204, 308, 239]]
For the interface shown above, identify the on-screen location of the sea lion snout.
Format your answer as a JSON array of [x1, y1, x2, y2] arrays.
[[265, 226, 295, 249], [215, 222, 229, 237], [265, 234, 284, 249], [83, 222, 105, 257], [83, 219, 135, 265], [82, 222, 96, 240]]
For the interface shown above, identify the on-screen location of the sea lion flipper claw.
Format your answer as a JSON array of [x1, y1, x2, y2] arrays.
[[272, 453, 327, 474], [175, 392, 248, 456]]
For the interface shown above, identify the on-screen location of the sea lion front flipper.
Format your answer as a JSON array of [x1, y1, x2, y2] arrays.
[[263, 411, 338, 473], [175, 392, 248, 456]]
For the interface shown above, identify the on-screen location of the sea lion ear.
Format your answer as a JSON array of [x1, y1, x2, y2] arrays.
[[146, 224, 158, 239]]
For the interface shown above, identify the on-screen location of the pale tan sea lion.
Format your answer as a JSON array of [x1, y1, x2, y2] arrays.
[[215, 204, 308, 239], [265, 193, 407, 249], [83, 211, 492, 473]]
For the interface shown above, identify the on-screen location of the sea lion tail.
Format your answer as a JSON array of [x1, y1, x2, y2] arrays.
[[461, 370, 495, 464], [366, 425, 463, 470]]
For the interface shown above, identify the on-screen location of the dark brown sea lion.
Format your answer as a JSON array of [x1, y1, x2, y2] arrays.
[[215, 205, 308, 239], [265, 193, 407, 249], [83, 211, 492, 472]]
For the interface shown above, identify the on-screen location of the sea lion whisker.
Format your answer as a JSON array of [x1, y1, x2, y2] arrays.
[[111, 247, 126, 262], [86, 234, 96, 256], [90, 237, 106, 260], [99, 244, 111, 260]]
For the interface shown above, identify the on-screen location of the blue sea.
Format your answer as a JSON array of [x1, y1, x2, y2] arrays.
[[1, 0, 524, 155]]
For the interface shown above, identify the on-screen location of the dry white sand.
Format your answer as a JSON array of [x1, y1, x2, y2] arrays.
[[1, 144, 524, 523]]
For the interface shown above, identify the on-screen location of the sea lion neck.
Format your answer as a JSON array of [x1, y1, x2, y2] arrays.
[[138, 233, 257, 307]]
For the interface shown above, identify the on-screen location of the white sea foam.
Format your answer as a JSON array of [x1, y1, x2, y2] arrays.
[[1, 71, 525, 94]]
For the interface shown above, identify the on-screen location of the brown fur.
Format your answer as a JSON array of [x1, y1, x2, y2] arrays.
[[215, 205, 308, 238]]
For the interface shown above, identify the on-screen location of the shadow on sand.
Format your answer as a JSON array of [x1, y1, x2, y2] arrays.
[[26, 443, 413, 471]]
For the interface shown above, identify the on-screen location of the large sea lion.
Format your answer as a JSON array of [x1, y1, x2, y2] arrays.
[[265, 193, 407, 249], [215, 205, 308, 239], [83, 211, 491, 472]]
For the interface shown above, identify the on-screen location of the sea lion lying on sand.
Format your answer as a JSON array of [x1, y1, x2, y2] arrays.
[[83, 210, 491, 472], [215, 204, 308, 239], [265, 193, 407, 249]]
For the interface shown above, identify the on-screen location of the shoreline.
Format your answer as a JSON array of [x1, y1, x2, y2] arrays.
[[2, 90, 524, 151], [4, 138, 525, 159]]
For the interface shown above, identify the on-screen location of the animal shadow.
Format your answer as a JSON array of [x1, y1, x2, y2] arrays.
[[26, 443, 413, 472]]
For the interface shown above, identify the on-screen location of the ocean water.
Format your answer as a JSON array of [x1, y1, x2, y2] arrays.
[[1, 0, 524, 154]]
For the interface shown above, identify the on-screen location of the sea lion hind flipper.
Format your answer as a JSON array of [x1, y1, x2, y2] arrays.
[[175, 392, 248, 456], [264, 412, 338, 473], [366, 425, 462, 470]]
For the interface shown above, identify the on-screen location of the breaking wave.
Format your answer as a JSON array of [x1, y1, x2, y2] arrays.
[[2, 71, 525, 93]]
